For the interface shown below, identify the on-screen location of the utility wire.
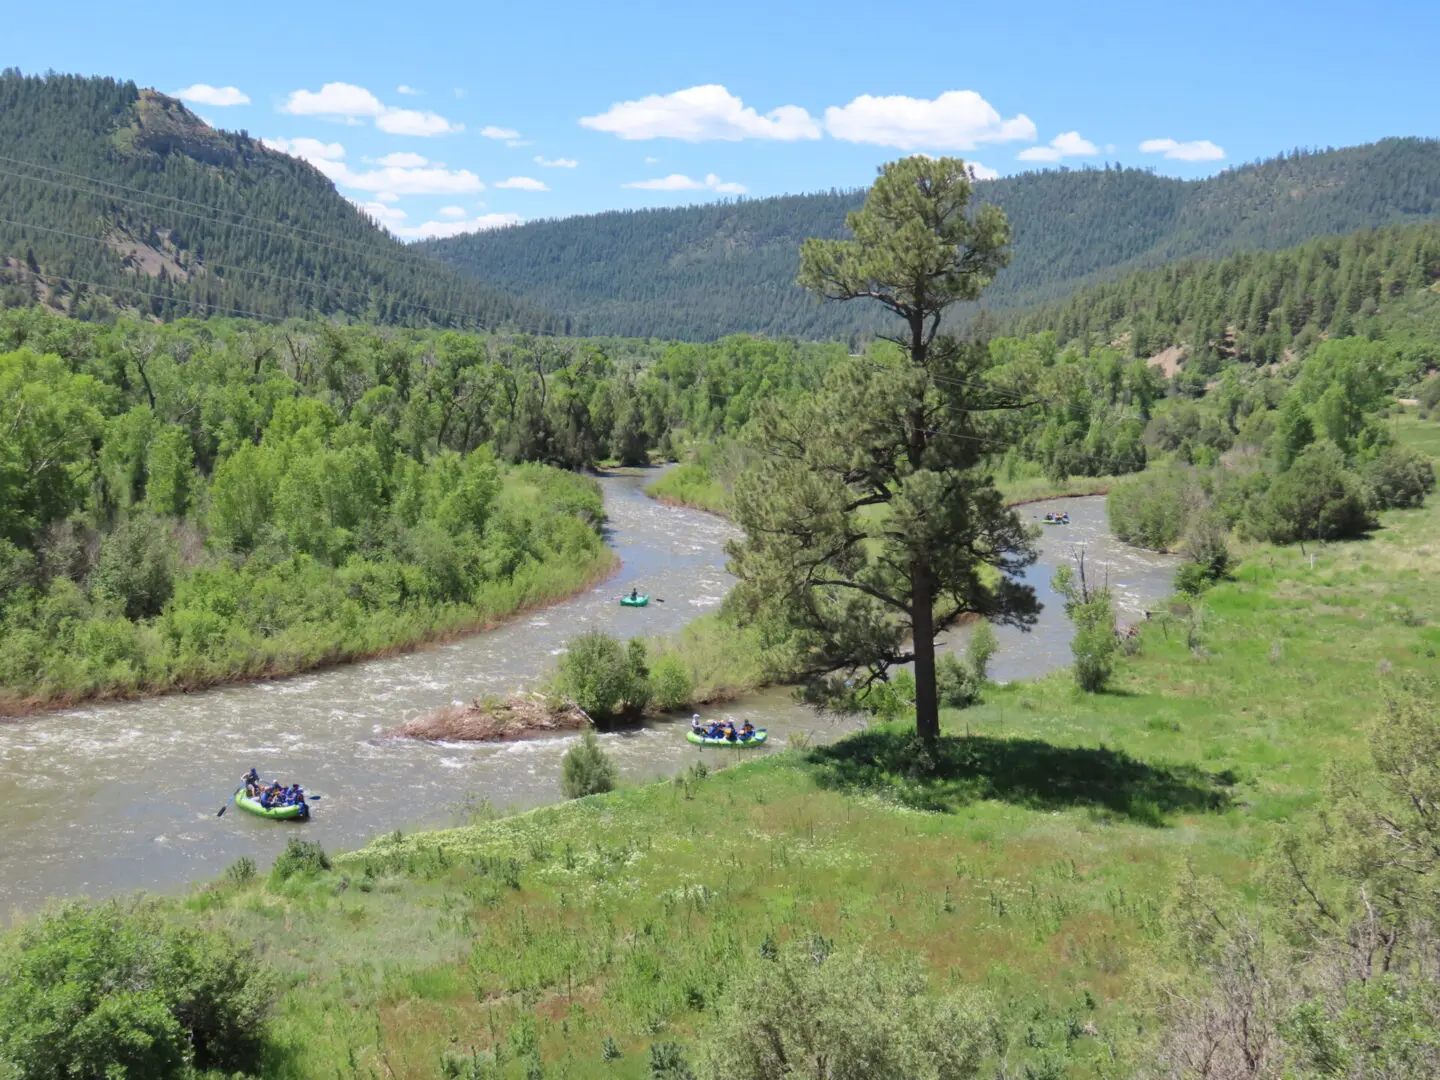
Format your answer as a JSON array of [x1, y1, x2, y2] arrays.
[[0, 165, 543, 331], [0, 153, 463, 277]]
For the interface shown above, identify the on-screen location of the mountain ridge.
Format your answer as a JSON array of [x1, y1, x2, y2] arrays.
[[0, 70, 557, 330], [422, 138, 1440, 341]]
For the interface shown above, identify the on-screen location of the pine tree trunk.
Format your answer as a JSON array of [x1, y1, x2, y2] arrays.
[[912, 562, 939, 743]]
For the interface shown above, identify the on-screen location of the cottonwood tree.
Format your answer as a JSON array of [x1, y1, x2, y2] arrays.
[[726, 156, 1039, 744]]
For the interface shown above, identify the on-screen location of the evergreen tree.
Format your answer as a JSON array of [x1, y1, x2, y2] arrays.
[[727, 157, 1039, 745]]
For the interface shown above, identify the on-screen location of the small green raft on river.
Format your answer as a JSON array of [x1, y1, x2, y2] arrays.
[[233, 789, 309, 820]]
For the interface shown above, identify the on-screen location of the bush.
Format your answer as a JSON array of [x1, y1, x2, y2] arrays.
[[270, 838, 330, 882], [965, 621, 997, 683], [1255, 441, 1375, 547], [936, 654, 981, 709], [699, 945, 986, 1080], [1180, 511, 1232, 581], [0, 901, 273, 1079], [1365, 445, 1436, 509], [560, 728, 617, 799], [90, 514, 175, 620], [1107, 466, 1202, 550], [1054, 562, 1118, 693], [648, 652, 695, 711], [555, 631, 650, 723]]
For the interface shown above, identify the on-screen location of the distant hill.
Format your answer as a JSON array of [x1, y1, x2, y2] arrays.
[[0, 71, 556, 330], [421, 138, 1440, 342]]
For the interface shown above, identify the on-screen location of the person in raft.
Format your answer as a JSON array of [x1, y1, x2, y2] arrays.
[[740, 721, 755, 740], [242, 767, 261, 797], [629, 587, 640, 602]]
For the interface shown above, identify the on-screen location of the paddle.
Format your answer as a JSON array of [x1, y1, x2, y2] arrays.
[[217, 787, 240, 817]]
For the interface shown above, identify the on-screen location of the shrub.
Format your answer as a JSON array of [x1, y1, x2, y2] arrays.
[[1054, 561, 1118, 693], [699, 945, 986, 1080], [965, 621, 998, 683], [1107, 466, 1203, 550], [270, 838, 330, 882], [1181, 511, 1232, 582], [90, 514, 175, 620], [0, 901, 273, 1079], [649, 653, 695, 711], [1255, 441, 1375, 548], [555, 630, 650, 723], [560, 728, 617, 799], [936, 654, 981, 709], [1365, 445, 1436, 509]]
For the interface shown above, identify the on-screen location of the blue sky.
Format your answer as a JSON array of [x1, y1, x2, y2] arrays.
[[7, 0, 1438, 240]]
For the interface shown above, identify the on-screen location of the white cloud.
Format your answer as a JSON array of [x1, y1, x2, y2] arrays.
[[354, 200, 408, 225], [494, 176, 549, 191], [481, 125, 520, 140], [1017, 130, 1098, 162], [439, 205, 467, 218], [969, 161, 999, 181], [623, 172, 747, 194], [1139, 137, 1226, 162], [373, 151, 429, 168], [393, 213, 522, 240], [282, 82, 384, 117], [644, 156, 659, 164], [262, 137, 347, 161], [454, 88, 466, 98], [534, 155, 578, 168], [376, 108, 463, 136], [340, 165, 485, 195], [396, 85, 419, 95], [581, 84, 820, 142], [175, 84, 250, 107], [373, 191, 401, 203], [281, 82, 461, 136], [824, 91, 1035, 151], [506, 139, 532, 148]]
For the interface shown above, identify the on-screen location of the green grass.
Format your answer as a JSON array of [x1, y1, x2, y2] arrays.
[[17, 425, 1440, 1079], [644, 463, 728, 515]]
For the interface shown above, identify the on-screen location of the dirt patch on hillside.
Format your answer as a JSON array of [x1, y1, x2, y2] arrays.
[[1146, 345, 1186, 378], [394, 694, 591, 743]]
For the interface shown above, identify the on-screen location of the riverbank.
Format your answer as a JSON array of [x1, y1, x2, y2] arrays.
[[116, 459, 1439, 1077], [0, 547, 620, 720]]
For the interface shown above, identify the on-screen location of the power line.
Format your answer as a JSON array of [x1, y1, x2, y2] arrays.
[[0, 164, 531, 325], [22, 271, 287, 324], [0, 152, 460, 279]]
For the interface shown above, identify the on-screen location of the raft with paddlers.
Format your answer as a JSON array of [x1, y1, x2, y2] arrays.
[[687, 714, 767, 747], [218, 767, 313, 820], [618, 587, 662, 608], [687, 729, 768, 747], [1041, 511, 1070, 525], [233, 789, 309, 819]]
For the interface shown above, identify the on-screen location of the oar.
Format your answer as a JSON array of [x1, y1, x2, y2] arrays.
[[217, 787, 240, 817]]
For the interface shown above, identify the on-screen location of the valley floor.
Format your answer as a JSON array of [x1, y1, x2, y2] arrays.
[[135, 422, 1440, 1079]]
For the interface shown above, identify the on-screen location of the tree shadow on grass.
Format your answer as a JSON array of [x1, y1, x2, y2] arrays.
[[804, 729, 1233, 825]]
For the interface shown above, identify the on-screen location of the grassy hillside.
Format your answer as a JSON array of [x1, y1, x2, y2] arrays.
[[423, 138, 1440, 341], [41, 421, 1431, 1079], [0, 71, 556, 330]]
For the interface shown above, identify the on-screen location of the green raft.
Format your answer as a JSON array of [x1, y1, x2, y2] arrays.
[[233, 789, 309, 820], [687, 729, 768, 748], [620, 594, 650, 607]]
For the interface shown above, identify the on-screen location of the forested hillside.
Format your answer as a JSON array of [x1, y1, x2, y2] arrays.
[[423, 138, 1440, 341], [0, 71, 556, 331], [1012, 221, 1440, 385]]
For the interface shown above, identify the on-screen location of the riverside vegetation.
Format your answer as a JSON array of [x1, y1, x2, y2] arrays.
[[4, 151, 1440, 1080]]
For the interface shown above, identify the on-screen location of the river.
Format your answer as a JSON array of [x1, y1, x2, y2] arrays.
[[0, 472, 1176, 917]]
